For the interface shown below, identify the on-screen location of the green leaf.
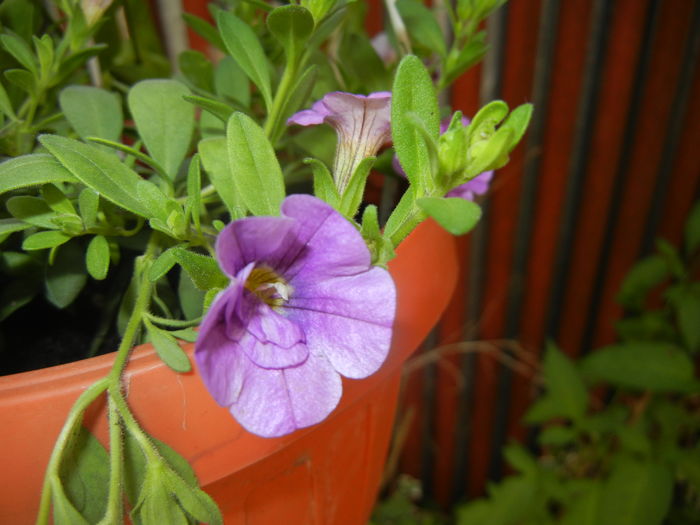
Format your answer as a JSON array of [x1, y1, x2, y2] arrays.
[[0, 154, 78, 195], [4, 68, 34, 94], [339, 156, 375, 218], [391, 55, 440, 190], [226, 112, 285, 216], [58, 426, 110, 524], [538, 425, 577, 447], [170, 328, 198, 343], [560, 481, 602, 525], [183, 94, 234, 123], [185, 155, 202, 231], [128, 80, 195, 180], [33, 34, 54, 78], [214, 56, 250, 108], [178, 271, 204, 320], [178, 50, 214, 93], [161, 468, 223, 525], [216, 10, 272, 109], [86, 235, 110, 280], [123, 433, 199, 509], [52, 478, 90, 525], [59, 86, 123, 143], [39, 135, 152, 218], [581, 342, 696, 392], [149, 247, 179, 282], [685, 201, 700, 254], [0, 218, 30, 241], [306, 158, 339, 207], [45, 241, 87, 308], [502, 103, 534, 153], [267, 5, 314, 62], [668, 287, 700, 352], [23, 230, 71, 250], [78, 188, 100, 228], [136, 180, 175, 224], [468, 100, 509, 144], [41, 183, 77, 215], [417, 197, 482, 235], [183, 12, 226, 51], [617, 255, 668, 311], [1, 33, 37, 74], [6, 195, 59, 229], [145, 319, 192, 372], [597, 458, 673, 525], [198, 137, 245, 219], [540, 343, 588, 421], [172, 247, 228, 290], [396, 0, 447, 57], [338, 33, 390, 93], [0, 80, 17, 120]]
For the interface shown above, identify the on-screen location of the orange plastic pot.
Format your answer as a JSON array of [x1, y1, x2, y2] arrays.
[[0, 219, 457, 523]]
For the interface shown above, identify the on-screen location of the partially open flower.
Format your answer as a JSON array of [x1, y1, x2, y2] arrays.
[[288, 92, 392, 194], [195, 195, 396, 437]]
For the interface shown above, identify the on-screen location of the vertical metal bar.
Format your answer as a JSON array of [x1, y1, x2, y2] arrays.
[[639, 1, 700, 257], [580, 0, 662, 354], [487, 0, 561, 483], [451, 5, 509, 501], [546, 0, 614, 340]]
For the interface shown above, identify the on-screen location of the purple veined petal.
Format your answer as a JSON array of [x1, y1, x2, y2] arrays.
[[287, 267, 396, 379], [216, 216, 299, 278], [286, 99, 330, 125], [195, 284, 251, 406], [279, 194, 372, 279], [229, 352, 342, 437], [238, 300, 309, 369]]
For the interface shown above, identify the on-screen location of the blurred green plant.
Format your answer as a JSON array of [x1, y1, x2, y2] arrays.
[[454, 201, 700, 525]]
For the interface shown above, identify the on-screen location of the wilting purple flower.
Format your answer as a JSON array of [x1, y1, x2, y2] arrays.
[[392, 116, 494, 201], [195, 194, 396, 437], [288, 91, 392, 194]]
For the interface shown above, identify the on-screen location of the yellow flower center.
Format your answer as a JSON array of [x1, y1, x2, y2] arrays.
[[245, 265, 291, 307]]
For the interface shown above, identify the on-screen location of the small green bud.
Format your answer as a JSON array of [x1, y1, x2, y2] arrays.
[[438, 126, 468, 181]]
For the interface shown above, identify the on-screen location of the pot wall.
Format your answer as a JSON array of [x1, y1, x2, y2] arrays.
[[0, 218, 458, 523]]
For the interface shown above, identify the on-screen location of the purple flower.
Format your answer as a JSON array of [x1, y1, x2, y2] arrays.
[[195, 195, 396, 437], [288, 91, 392, 194], [392, 116, 494, 201]]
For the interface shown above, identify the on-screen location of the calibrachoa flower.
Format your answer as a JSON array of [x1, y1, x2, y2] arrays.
[[195, 194, 396, 437], [393, 116, 494, 201], [288, 91, 392, 195]]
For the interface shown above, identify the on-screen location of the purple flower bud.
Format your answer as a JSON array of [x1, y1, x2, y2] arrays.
[[195, 195, 396, 437], [288, 92, 392, 194]]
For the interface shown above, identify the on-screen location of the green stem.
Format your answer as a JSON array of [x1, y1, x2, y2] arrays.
[[99, 398, 124, 524], [388, 204, 427, 248], [263, 54, 302, 143], [35, 378, 110, 525], [108, 386, 161, 463], [145, 312, 202, 328]]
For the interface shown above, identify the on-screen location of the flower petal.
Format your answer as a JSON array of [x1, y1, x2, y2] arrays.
[[230, 352, 342, 437], [287, 267, 396, 378], [195, 285, 250, 406], [216, 216, 299, 277], [280, 194, 371, 279], [238, 300, 309, 369]]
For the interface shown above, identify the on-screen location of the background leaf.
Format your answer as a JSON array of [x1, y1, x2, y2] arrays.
[[128, 80, 194, 180], [226, 112, 285, 216], [580, 342, 696, 392], [59, 86, 123, 143], [216, 11, 272, 109]]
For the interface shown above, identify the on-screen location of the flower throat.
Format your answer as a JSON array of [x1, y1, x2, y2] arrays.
[[245, 265, 291, 307]]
